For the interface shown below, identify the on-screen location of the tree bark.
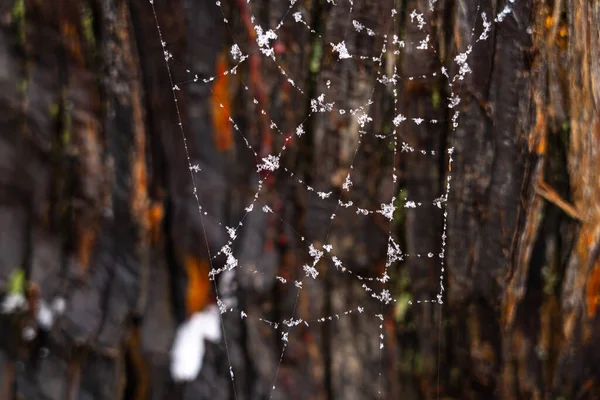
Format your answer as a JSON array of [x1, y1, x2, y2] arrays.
[[0, 0, 599, 399]]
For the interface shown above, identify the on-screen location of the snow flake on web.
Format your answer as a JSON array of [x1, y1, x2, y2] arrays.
[[495, 5, 513, 22], [352, 20, 364, 32], [223, 245, 238, 271], [393, 113, 406, 126], [301, 245, 324, 279], [404, 200, 417, 208], [303, 264, 319, 279], [433, 195, 446, 209], [311, 94, 335, 112], [331, 41, 352, 60], [230, 44, 243, 61], [217, 298, 227, 314], [352, 20, 374, 35], [401, 142, 415, 152], [454, 45, 473, 81], [417, 34, 430, 50], [257, 154, 280, 172], [373, 289, 393, 304], [296, 124, 304, 137], [283, 318, 303, 327], [386, 238, 403, 267], [332, 256, 344, 271], [377, 198, 396, 221], [393, 35, 405, 50], [452, 111, 460, 128], [357, 112, 373, 128], [441, 66, 449, 78], [377, 271, 390, 283], [309, 244, 324, 263], [356, 208, 369, 216], [410, 10, 427, 30], [342, 174, 353, 191], [338, 200, 353, 208], [448, 93, 461, 108], [478, 12, 491, 42], [378, 73, 397, 85], [317, 191, 332, 199], [252, 19, 278, 58], [226, 226, 237, 240]]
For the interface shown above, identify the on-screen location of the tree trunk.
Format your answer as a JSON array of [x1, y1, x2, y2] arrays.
[[0, 0, 598, 399]]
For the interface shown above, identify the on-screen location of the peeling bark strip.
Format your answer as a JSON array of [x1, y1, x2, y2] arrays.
[[503, 0, 600, 398], [1, 0, 600, 399]]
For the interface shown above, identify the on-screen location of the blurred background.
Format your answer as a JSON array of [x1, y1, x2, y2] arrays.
[[0, 0, 599, 399]]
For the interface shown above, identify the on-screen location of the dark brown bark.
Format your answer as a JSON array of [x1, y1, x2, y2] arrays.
[[0, 0, 599, 399]]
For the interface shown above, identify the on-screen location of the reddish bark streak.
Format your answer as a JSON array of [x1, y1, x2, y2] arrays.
[[236, 0, 272, 159]]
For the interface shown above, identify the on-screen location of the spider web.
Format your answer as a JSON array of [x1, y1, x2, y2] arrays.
[[147, 0, 517, 397]]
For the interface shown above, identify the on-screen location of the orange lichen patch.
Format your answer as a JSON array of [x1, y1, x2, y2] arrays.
[[558, 26, 568, 38], [77, 227, 97, 274], [115, 0, 149, 238], [147, 202, 164, 245], [585, 261, 600, 318], [563, 312, 577, 342], [124, 325, 149, 400], [504, 301, 517, 328], [59, 20, 85, 66], [211, 51, 233, 151], [556, 24, 568, 50], [130, 73, 149, 233], [131, 156, 148, 215], [185, 255, 211, 317], [530, 91, 547, 155]]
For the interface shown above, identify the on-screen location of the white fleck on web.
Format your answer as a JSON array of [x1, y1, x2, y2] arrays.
[[147, 0, 518, 397]]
